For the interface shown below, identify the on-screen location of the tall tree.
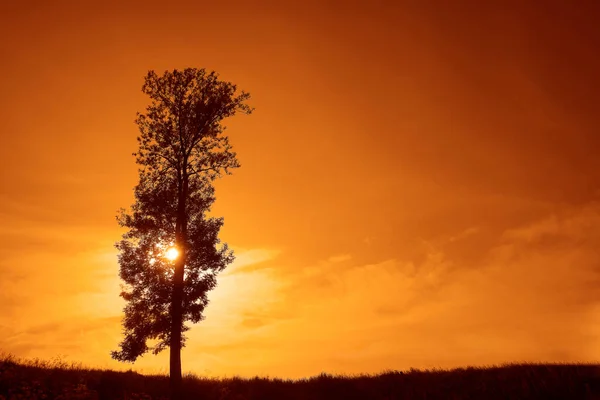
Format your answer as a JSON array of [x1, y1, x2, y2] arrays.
[[112, 68, 252, 399]]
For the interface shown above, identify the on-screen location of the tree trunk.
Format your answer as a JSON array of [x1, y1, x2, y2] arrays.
[[170, 171, 188, 400], [170, 260, 184, 399]]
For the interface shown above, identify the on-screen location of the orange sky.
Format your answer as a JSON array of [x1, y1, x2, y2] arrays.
[[1, 0, 600, 378]]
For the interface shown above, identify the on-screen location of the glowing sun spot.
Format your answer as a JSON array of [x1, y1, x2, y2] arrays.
[[165, 247, 179, 261]]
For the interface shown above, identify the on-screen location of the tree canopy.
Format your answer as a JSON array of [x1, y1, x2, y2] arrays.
[[112, 68, 252, 397]]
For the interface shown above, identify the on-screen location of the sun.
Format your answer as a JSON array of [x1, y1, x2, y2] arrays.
[[165, 247, 179, 261]]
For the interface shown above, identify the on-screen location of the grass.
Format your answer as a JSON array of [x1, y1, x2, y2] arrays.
[[0, 354, 598, 399]]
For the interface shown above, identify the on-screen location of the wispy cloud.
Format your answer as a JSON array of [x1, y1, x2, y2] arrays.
[[4, 202, 599, 378], [328, 254, 352, 263], [225, 248, 281, 274], [184, 203, 600, 377]]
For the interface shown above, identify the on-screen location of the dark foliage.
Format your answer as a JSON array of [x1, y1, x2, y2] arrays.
[[111, 68, 252, 397], [1, 356, 599, 400]]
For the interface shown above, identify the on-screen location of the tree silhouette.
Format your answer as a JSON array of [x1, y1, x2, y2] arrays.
[[112, 68, 252, 399]]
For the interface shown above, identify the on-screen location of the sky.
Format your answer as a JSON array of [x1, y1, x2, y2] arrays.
[[1, 0, 599, 378]]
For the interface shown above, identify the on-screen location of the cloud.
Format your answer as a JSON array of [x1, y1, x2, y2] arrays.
[[241, 318, 266, 329], [187, 202, 600, 378], [0, 244, 284, 375], [0, 316, 123, 366], [448, 226, 480, 242], [4, 204, 599, 379], [225, 248, 281, 274], [328, 254, 351, 263]]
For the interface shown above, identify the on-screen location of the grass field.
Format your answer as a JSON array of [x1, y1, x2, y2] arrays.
[[0, 354, 598, 399]]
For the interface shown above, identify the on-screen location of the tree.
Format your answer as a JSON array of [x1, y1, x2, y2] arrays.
[[112, 68, 252, 399]]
